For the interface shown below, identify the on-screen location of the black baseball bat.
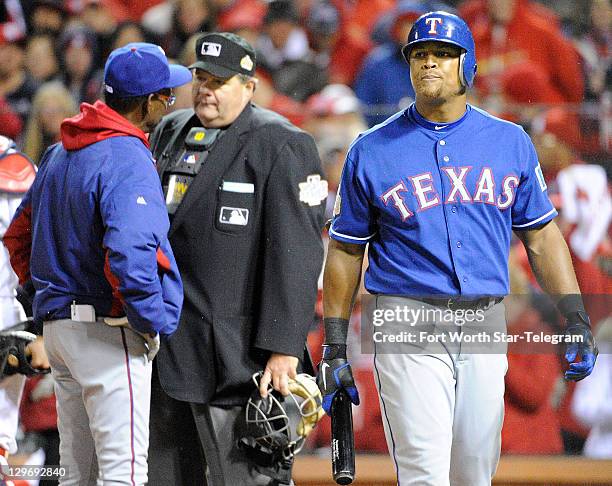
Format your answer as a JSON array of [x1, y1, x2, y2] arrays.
[[331, 388, 355, 484]]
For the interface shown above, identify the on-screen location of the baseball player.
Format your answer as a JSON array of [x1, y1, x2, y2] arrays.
[[0, 136, 48, 486], [3, 43, 190, 485], [317, 11, 598, 486]]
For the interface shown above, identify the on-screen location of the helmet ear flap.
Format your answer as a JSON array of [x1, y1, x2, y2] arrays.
[[459, 51, 478, 88], [401, 44, 411, 64]]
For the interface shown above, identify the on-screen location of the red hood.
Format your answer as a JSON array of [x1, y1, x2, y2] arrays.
[[61, 100, 149, 151]]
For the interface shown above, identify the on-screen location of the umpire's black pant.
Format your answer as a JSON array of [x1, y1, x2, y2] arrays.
[[147, 364, 292, 486]]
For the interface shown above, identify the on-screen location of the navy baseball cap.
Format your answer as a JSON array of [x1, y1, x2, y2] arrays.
[[104, 42, 192, 98], [189, 33, 256, 79]]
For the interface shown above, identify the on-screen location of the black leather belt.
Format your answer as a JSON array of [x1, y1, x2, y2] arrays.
[[44, 303, 109, 322], [43, 309, 71, 321], [418, 297, 503, 311]]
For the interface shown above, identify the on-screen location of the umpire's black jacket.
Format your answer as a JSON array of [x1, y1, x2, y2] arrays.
[[150, 103, 326, 406]]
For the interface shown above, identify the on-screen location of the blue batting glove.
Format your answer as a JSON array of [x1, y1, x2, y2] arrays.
[[564, 312, 598, 381], [316, 344, 360, 414]]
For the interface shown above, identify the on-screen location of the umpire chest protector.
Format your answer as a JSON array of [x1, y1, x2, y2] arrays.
[[162, 126, 221, 215]]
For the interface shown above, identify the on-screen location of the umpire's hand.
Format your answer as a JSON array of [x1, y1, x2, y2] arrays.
[[259, 353, 298, 397], [316, 344, 360, 415], [564, 311, 598, 381]]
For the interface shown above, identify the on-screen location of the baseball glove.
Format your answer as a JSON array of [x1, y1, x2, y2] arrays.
[[0, 321, 50, 378]]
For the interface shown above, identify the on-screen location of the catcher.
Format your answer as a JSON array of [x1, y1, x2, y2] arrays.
[[0, 136, 50, 482]]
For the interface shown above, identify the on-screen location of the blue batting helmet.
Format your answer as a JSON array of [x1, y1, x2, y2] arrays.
[[401, 11, 477, 88]]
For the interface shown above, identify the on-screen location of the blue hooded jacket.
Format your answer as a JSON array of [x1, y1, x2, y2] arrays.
[[4, 101, 183, 336]]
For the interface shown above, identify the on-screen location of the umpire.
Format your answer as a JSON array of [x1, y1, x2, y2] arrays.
[[148, 32, 326, 485]]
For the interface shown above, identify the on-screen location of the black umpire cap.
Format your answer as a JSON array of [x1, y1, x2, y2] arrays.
[[189, 32, 256, 79]]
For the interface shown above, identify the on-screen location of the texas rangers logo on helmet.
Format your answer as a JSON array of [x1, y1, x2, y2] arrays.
[[425, 17, 443, 34]]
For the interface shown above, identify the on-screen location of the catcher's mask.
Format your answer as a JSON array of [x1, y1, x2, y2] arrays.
[[239, 372, 323, 466]]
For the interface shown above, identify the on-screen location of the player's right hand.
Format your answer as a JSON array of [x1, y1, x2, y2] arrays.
[[316, 344, 360, 415]]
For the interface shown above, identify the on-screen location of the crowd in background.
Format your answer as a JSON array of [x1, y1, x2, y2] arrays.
[[1, 0, 610, 473]]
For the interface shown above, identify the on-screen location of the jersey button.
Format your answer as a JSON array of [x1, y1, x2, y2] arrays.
[[463, 276, 468, 282], [451, 206, 457, 213], [443, 156, 450, 162], [456, 241, 462, 248], [440, 140, 446, 145]]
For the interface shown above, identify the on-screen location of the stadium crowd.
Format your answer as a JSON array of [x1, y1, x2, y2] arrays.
[[1, 0, 610, 478]]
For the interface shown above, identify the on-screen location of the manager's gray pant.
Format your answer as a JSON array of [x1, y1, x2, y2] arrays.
[[45, 319, 151, 486]]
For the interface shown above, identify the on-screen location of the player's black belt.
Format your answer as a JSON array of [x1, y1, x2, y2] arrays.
[[43, 303, 112, 322], [418, 296, 503, 311]]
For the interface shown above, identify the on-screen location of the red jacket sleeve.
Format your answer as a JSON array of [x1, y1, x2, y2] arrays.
[[3, 197, 32, 285]]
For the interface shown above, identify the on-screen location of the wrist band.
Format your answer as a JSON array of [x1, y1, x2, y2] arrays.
[[323, 343, 347, 360], [557, 294, 586, 319], [323, 317, 349, 345]]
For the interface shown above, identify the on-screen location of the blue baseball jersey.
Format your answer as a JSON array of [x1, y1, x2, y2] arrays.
[[330, 104, 557, 296]]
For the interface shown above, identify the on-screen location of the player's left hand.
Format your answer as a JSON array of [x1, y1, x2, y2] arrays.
[[142, 333, 160, 362], [564, 311, 598, 381], [259, 353, 298, 397], [104, 317, 160, 362]]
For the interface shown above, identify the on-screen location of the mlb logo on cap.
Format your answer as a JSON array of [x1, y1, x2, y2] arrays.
[[190, 32, 256, 78], [201, 42, 222, 57], [104, 42, 192, 98]]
